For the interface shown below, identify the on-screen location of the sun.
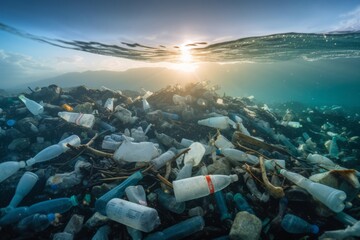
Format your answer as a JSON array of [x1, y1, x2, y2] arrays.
[[175, 42, 197, 72]]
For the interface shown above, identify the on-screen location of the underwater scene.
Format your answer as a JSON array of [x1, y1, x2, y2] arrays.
[[0, 1, 360, 239]]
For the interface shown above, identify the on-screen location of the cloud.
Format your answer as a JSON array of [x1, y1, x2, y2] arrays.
[[334, 6, 360, 31], [0, 49, 54, 88]]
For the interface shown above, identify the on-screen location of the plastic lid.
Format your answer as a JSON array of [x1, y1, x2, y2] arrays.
[[26, 158, 36, 167], [6, 119, 16, 127], [70, 195, 79, 206], [47, 213, 56, 222], [19, 161, 26, 168], [311, 224, 319, 234], [216, 149, 222, 155], [230, 174, 239, 182]]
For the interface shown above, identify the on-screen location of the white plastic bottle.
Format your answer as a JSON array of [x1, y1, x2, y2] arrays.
[[280, 169, 346, 212], [58, 111, 95, 128], [198, 116, 235, 130], [18, 95, 44, 115], [26, 135, 81, 166], [7, 172, 39, 209], [0, 161, 26, 183], [150, 150, 175, 170], [173, 174, 238, 202], [105, 198, 160, 232], [306, 154, 335, 166]]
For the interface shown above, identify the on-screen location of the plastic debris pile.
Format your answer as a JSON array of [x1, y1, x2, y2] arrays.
[[0, 82, 359, 240]]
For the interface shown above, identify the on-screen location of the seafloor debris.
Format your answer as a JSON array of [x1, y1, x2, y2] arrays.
[[0, 82, 359, 239]]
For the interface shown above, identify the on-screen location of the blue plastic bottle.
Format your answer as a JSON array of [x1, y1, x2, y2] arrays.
[[95, 170, 143, 215], [281, 213, 319, 234], [28, 195, 78, 215], [214, 191, 231, 221], [144, 216, 205, 240], [16, 213, 55, 232], [154, 188, 185, 214], [233, 193, 255, 215]]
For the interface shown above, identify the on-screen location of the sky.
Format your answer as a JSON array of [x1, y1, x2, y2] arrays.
[[0, 0, 360, 88]]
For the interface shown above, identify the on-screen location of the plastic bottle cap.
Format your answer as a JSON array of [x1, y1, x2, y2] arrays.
[[26, 158, 36, 167], [230, 174, 239, 182], [6, 119, 16, 127], [216, 149, 222, 155], [19, 161, 26, 168], [70, 195, 79, 206], [311, 225, 319, 234], [47, 213, 56, 222], [279, 169, 286, 175]]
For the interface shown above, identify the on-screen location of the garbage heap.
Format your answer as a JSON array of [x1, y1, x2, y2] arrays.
[[0, 82, 359, 240]]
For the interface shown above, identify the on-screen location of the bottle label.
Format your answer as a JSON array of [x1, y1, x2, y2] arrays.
[[205, 175, 215, 194]]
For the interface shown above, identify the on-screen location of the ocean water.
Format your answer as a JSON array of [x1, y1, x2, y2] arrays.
[[1, 22, 360, 240]]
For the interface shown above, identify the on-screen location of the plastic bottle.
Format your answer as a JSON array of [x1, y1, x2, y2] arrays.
[[16, 213, 55, 232], [214, 191, 231, 221], [335, 212, 358, 226], [319, 221, 360, 239], [150, 150, 175, 170], [0, 161, 26, 183], [280, 169, 346, 212], [154, 188, 185, 214], [197, 116, 235, 130], [281, 213, 319, 234], [105, 198, 160, 232], [58, 111, 95, 128], [26, 135, 81, 166], [125, 185, 147, 206], [95, 171, 143, 215], [176, 162, 194, 180], [0, 206, 29, 226], [92, 225, 111, 240], [64, 214, 84, 235], [329, 136, 339, 159], [219, 148, 259, 165], [144, 216, 205, 240], [281, 121, 302, 128], [7, 171, 39, 209], [306, 154, 335, 166], [99, 121, 116, 132], [264, 159, 286, 171], [233, 193, 255, 215], [114, 140, 160, 163], [18, 94, 44, 115], [173, 174, 238, 202], [215, 134, 235, 149], [161, 111, 180, 121]]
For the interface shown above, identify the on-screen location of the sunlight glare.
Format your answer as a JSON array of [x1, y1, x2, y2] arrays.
[[176, 42, 197, 72]]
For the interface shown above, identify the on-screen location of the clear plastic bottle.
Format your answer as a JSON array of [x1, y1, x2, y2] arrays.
[[280, 169, 346, 212], [197, 116, 235, 130], [18, 95, 44, 115], [306, 154, 335, 166], [7, 171, 39, 209], [104, 98, 114, 112], [58, 111, 95, 128], [219, 148, 259, 165], [281, 213, 319, 234], [150, 150, 175, 170], [105, 198, 160, 232], [173, 174, 238, 202], [0, 161, 26, 183], [28, 195, 78, 216], [16, 213, 55, 232], [26, 135, 81, 166], [144, 216, 205, 240]]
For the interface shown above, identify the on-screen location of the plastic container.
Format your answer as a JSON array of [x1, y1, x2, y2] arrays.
[[233, 193, 255, 215], [151, 150, 175, 170], [7, 172, 39, 209], [18, 95, 44, 115], [125, 185, 147, 206], [105, 198, 160, 232], [173, 174, 238, 202], [95, 171, 143, 215], [16, 213, 55, 232], [280, 169, 346, 212], [281, 213, 319, 234], [104, 98, 114, 112], [214, 191, 231, 221], [154, 188, 185, 214], [197, 116, 234, 130], [144, 216, 205, 240], [113, 140, 160, 163], [58, 111, 95, 128], [26, 135, 81, 166]]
